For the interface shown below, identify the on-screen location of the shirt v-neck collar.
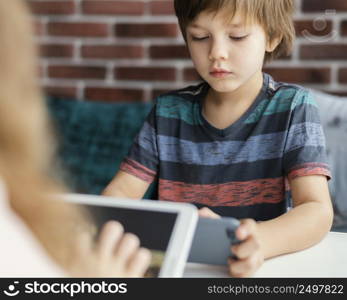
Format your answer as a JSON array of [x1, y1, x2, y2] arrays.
[[197, 73, 270, 138]]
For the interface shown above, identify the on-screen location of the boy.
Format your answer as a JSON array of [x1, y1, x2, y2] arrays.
[[103, 0, 333, 277]]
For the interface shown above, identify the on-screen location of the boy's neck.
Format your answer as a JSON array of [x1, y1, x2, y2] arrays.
[[202, 71, 264, 130]]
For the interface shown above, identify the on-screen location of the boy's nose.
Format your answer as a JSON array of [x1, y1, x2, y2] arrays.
[[209, 41, 228, 61]]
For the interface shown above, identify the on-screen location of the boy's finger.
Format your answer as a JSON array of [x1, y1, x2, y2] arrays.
[[231, 236, 259, 259], [228, 256, 258, 278], [228, 257, 248, 277], [236, 219, 256, 240], [198, 207, 220, 219]]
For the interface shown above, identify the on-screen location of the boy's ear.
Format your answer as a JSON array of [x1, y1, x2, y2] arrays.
[[266, 35, 282, 53]]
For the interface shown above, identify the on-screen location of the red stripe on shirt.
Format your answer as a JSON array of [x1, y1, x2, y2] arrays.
[[287, 163, 331, 180], [158, 177, 285, 207], [120, 159, 156, 183]]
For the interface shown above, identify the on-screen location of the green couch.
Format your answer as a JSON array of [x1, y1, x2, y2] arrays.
[[46, 96, 156, 198]]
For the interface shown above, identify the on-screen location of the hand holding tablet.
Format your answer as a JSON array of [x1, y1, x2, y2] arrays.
[[68, 220, 152, 277], [59, 193, 241, 277], [60, 194, 198, 277]]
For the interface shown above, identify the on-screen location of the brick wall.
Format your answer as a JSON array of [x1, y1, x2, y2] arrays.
[[29, 0, 347, 102]]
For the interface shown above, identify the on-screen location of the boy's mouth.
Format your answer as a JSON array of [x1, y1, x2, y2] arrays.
[[209, 68, 233, 78]]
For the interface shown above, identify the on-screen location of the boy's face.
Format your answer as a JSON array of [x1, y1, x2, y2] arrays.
[[186, 11, 273, 94]]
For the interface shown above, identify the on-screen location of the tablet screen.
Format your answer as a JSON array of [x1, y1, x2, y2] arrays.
[[80, 204, 178, 277]]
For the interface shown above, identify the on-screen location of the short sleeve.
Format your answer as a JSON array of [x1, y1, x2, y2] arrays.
[[119, 105, 159, 183], [283, 89, 331, 181]]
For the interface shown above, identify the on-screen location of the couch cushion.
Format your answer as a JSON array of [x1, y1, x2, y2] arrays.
[[312, 90, 347, 231], [46, 96, 154, 196]]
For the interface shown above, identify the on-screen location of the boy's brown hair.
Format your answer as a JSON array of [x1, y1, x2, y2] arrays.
[[174, 0, 295, 62]]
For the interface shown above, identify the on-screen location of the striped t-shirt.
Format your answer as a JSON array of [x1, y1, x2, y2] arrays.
[[120, 73, 331, 221]]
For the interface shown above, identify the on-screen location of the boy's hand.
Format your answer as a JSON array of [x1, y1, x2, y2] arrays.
[[228, 219, 264, 277], [198, 209, 264, 277], [198, 207, 221, 219]]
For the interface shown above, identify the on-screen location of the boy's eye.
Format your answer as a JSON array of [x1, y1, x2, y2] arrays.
[[229, 35, 248, 41], [191, 36, 209, 41]]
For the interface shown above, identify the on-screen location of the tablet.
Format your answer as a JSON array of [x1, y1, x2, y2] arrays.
[[187, 217, 240, 266], [60, 193, 198, 277]]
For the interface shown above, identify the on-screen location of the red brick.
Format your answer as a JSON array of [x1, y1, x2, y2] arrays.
[[82, 0, 145, 15], [44, 86, 78, 98], [149, 45, 190, 59], [28, 0, 75, 15], [81, 45, 144, 59], [38, 64, 44, 78], [341, 21, 347, 36], [48, 22, 108, 37], [295, 20, 333, 37], [115, 67, 176, 81], [115, 23, 178, 38], [40, 44, 74, 58], [338, 68, 347, 83], [48, 65, 106, 79], [300, 44, 347, 60], [183, 68, 201, 81], [33, 20, 45, 36], [277, 53, 292, 60], [85, 87, 144, 102], [323, 90, 347, 97], [151, 89, 171, 99], [263, 67, 331, 84], [302, 0, 347, 12], [149, 1, 175, 15]]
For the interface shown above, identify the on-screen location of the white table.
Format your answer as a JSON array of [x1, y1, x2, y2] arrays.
[[183, 232, 347, 277]]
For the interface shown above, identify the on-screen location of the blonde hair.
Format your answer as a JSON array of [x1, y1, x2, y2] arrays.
[[174, 0, 295, 62], [0, 0, 87, 270]]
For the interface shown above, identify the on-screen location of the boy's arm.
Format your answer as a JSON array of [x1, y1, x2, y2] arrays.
[[228, 175, 333, 277], [256, 175, 333, 259], [102, 170, 150, 200]]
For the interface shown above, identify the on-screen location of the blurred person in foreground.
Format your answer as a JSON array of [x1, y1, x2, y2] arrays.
[[0, 0, 150, 277]]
